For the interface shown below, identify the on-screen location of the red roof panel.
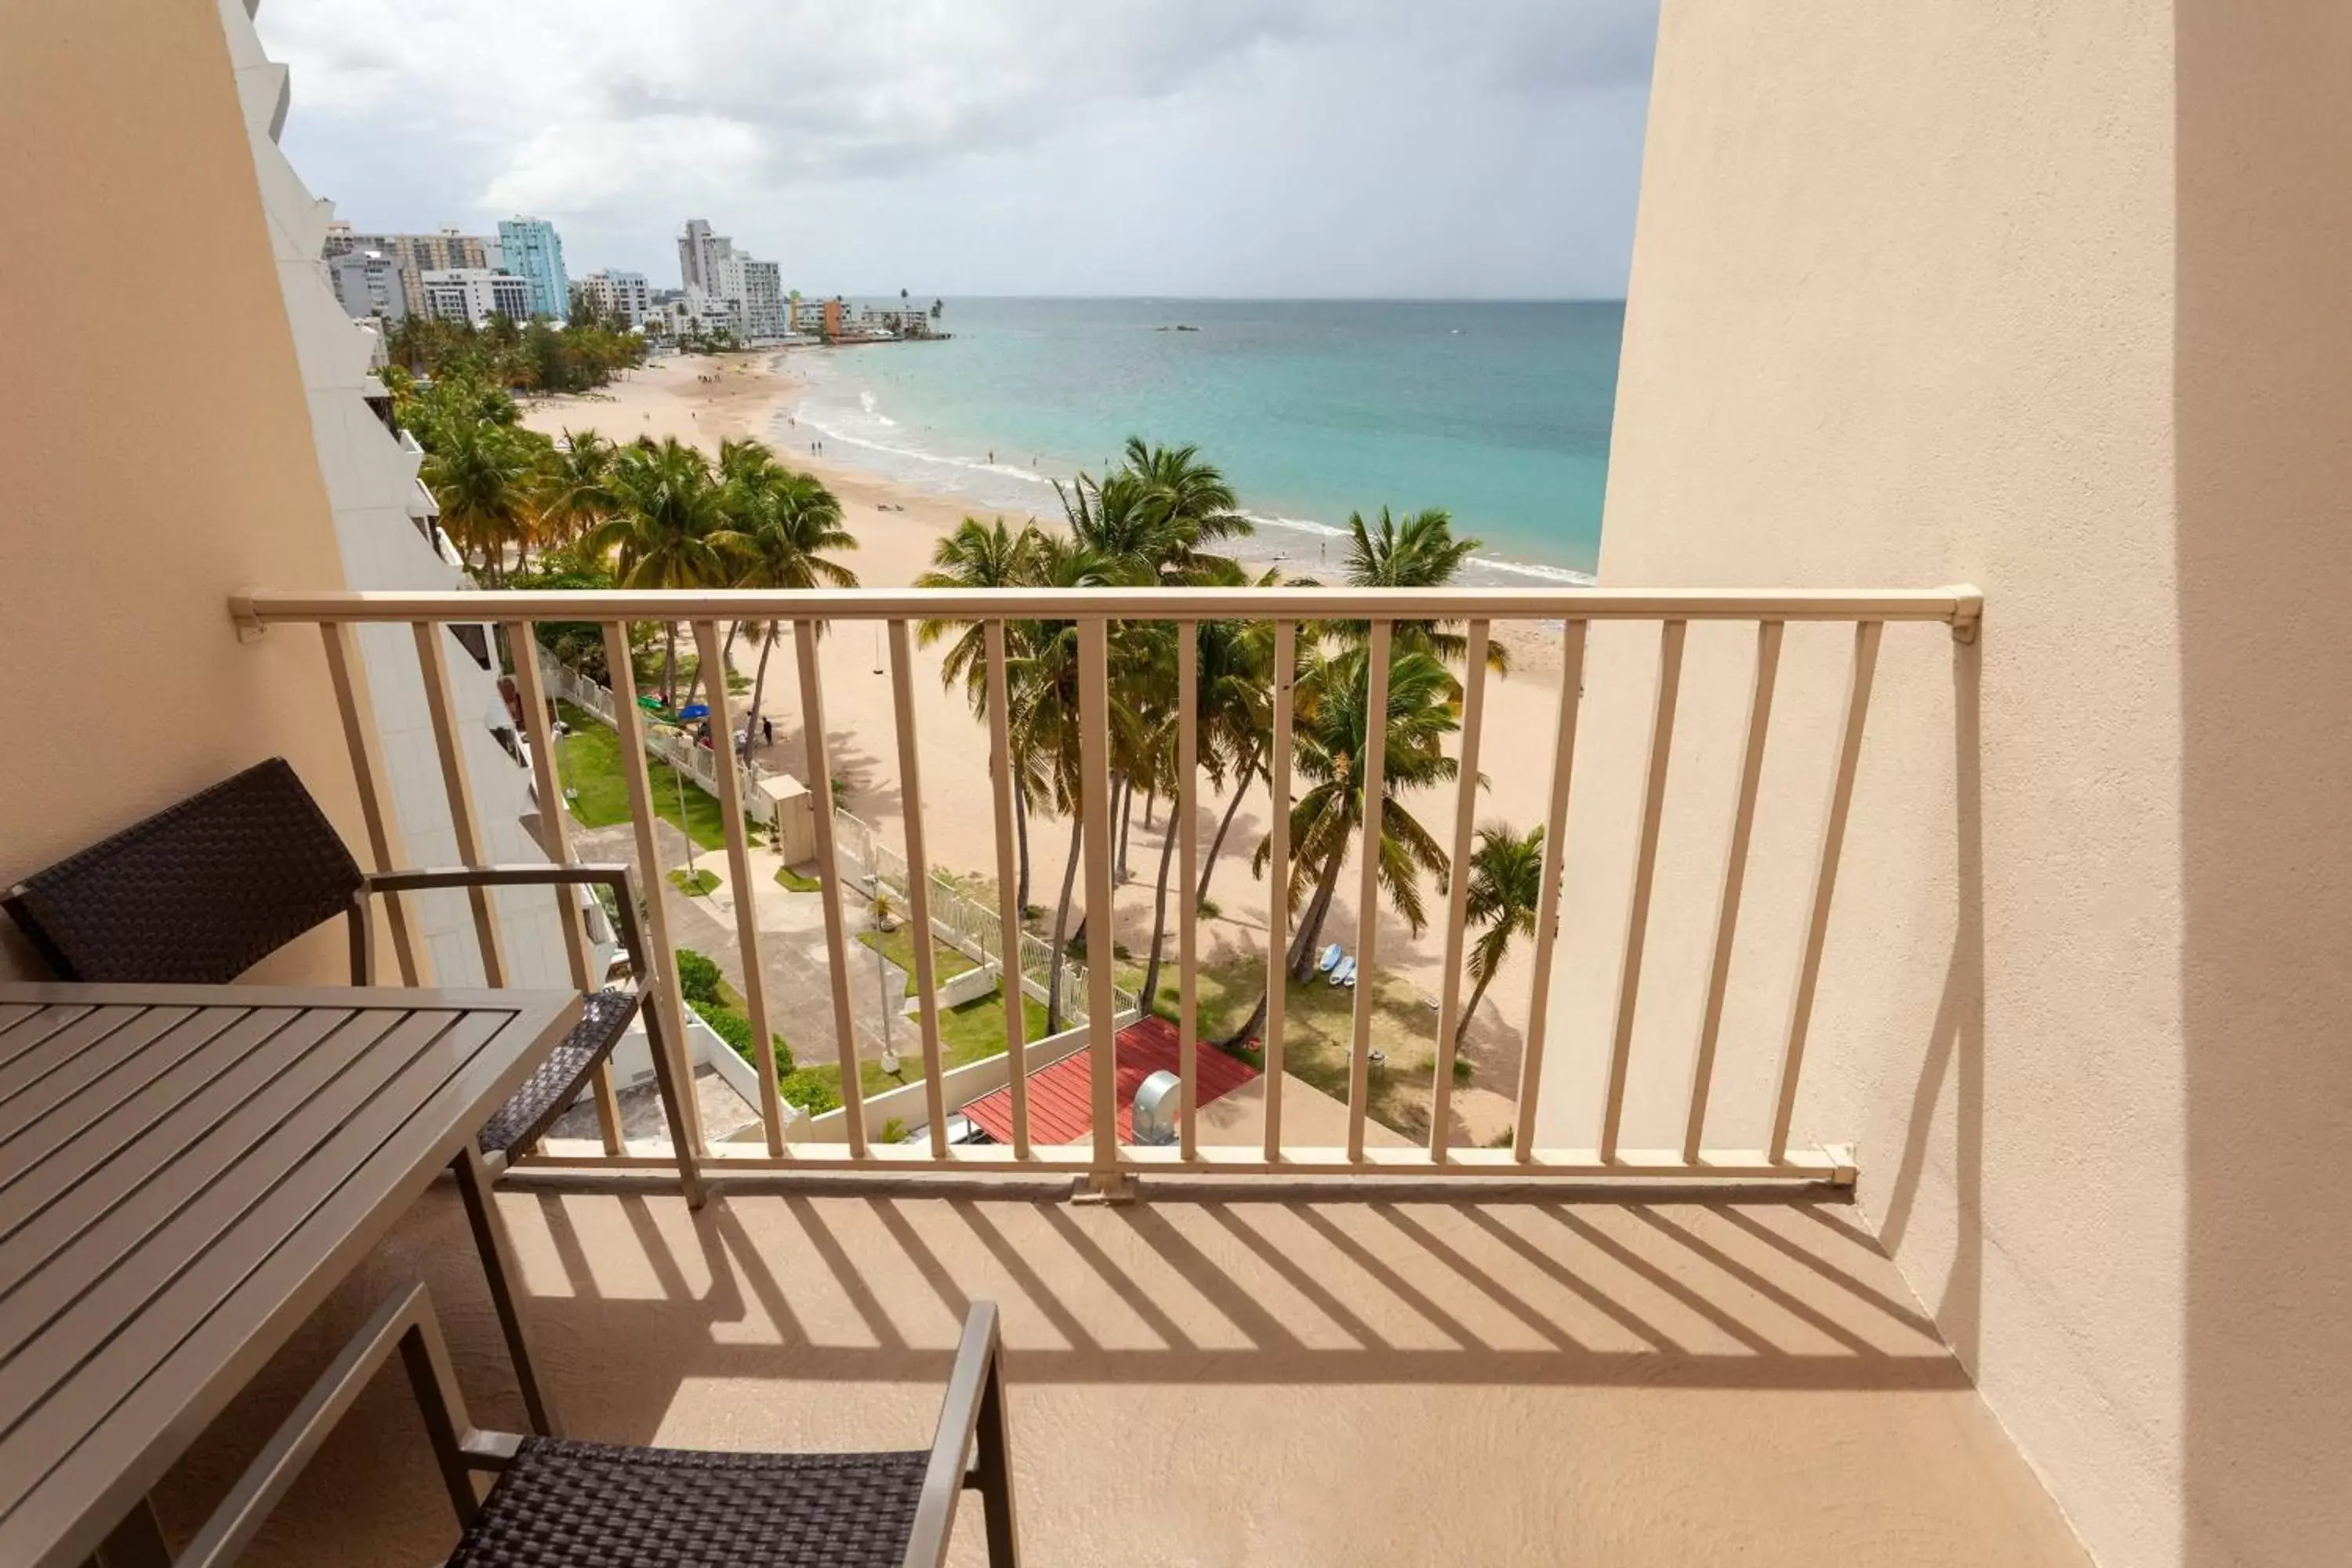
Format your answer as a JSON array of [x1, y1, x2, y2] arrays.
[[960, 1015, 1258, 1146]]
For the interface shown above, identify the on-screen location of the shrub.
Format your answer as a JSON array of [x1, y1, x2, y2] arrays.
[[1453, 1055, 1474, 1085], [673, 948, 722, 1007], [779, 1068, 841, 1116], [880, 1117, 908, 1144], [699, 1003, 753, 1056], [692, 1001, 795, 1075]]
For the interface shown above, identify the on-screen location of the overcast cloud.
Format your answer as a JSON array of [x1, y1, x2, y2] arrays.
[[257, 0, 1657, 299]]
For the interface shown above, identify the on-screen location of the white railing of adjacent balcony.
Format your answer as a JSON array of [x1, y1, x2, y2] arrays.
[[233, 585, 1981, 1190]]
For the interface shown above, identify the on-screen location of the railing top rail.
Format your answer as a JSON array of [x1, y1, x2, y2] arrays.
[[233, 584, 1983, 630]]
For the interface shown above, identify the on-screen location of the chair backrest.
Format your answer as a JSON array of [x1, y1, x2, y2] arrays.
[[3, 758, 365, 984]]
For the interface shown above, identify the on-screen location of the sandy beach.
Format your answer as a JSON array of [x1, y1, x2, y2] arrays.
[[521, 351, 1583, 1134]]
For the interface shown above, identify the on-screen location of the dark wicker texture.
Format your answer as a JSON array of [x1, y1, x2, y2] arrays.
[[478, 988, 640, 1153], [445, 1437, 930, 1568], [3, 758, 363, 984], [2, 758, 639, 1162]]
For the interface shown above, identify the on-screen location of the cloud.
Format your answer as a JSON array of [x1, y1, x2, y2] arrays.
[[256, 0, 1656, 296]]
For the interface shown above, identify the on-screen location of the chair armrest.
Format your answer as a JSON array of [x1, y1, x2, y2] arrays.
[[902, 1301, 1007, 1568], [174, 1283, 511, 1568], [364, 863, 633, 895]]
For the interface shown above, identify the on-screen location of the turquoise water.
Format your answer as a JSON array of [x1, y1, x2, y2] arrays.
[[778, 298, 1621, 583]]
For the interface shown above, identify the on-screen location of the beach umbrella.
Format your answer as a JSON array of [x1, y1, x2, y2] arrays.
[[677, 702, 710, 720]]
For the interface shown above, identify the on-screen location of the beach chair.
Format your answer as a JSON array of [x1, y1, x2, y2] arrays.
[[1330, 956, 1357, 987], [1316, 941, 1344, 974], [175, 1287, 1021, 1568]]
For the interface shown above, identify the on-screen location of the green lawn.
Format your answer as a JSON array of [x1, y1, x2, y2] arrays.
[[855, 926, 980, 996], [760, 985, 1051, 1116], [667, 867, 719, 897], [554, 700, 728, 851], [1123, 949, 1447, 1139], [775, 863, 823, 893]]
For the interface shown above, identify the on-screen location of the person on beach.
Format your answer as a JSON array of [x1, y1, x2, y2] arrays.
[[762, 717, 774, 746]]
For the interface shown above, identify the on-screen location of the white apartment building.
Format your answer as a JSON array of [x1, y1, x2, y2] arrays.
[[577, 267, 652, 328], [420, 267, 533, 326], [735, 257, 785, 339], [677, 217, 786, 340]]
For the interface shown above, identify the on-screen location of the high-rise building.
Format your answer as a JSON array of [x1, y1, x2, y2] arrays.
[[735, 258, 785, 339], [421, 268, 533, 326], [678, 219, 728, 297], [326, 249, 406, 323], [576, 269, 652, 328], [677, 219, 786, 341], [495, 217, 569, 321], [323, 224, 490, 317]]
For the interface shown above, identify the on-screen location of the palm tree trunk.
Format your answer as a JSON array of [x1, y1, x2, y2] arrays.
[[746, 626, 777, 769], [1012, 783, 1031, 917], [1112, 777, 1133, 884], [1216, 829, 1345, 1053], [1143, 787, 1156, 831], [661, 625, 678, 709], [1044, 814, 1083, 1035], [680, 620, 740, 713], [1136, 808, 1185, 1017], [1288, 837, 1350, 981], [1455, 967, 1497, 1047], [1196, 746, 1260, 906]]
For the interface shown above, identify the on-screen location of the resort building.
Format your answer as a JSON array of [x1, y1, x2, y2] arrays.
[[576, 267, 651, 328], [3, 4, 2345, 1568], [419, 267, 533, 327], [495, 215, 570, 321]]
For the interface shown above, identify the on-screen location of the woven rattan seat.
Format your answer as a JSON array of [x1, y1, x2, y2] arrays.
[[477, 988, 639, 1153], [447, 1439, 931, 1568]]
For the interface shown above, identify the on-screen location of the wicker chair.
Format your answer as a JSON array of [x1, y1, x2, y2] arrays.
[[3, 757, 706, 1435], [172, 1286, 1020, 1568], [2, 757, 699, 1189]]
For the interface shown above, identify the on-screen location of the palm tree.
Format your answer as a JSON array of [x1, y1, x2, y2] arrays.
[[420, 416, 541, 583], [1341, 506, 1508, 676], [1459, 823, 1544, 1046], [714, 453, 857, 755], [916, 517, 1043, 913], [1117, 437, 1253, 572], [1005, 532, 1131, 1033], [535, 430, 616, 557], [588, 437, 728, 702], [1221, 647, 1461, 1049], [1192, 570, 1298, 912]]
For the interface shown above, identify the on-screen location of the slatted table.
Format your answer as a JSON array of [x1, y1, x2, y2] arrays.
[[0, 982, 582, 1568]]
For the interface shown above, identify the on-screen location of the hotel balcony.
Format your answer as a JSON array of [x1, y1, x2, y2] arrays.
[[56, 582, 2082, 1566]]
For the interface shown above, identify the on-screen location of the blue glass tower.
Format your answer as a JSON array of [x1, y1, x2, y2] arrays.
[[495, 217, 570, 321]]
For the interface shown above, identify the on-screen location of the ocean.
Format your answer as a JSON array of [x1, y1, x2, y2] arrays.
[[778, 298, 1621, 584]]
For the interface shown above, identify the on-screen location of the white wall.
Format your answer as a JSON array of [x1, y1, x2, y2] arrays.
[[220, 0, 571, 991]]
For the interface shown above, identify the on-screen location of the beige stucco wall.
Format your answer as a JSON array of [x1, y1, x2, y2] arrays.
[[1541, 4, 2352, 1566], [0, 2, 361, 982]]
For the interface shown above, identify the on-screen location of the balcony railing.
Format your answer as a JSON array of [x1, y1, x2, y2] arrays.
[[233, 584, 1980, 1191]]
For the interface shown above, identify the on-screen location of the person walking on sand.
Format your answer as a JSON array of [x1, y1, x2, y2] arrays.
[[762, 716, 774, 746]]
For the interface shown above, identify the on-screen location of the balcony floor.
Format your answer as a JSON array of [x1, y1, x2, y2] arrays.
[[153, 1183, 2087, 1566]]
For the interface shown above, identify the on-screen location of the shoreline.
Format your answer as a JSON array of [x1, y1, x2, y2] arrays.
[[776, 343, 1605, 593], [519, 351, 1593, 1142]]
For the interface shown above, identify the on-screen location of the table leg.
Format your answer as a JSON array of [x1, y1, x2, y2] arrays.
[[95, 1498, 170, 1568], [450, 1142, 558, 1436]]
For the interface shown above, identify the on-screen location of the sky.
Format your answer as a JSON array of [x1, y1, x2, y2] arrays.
[[258, 0, 1658, 301]]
